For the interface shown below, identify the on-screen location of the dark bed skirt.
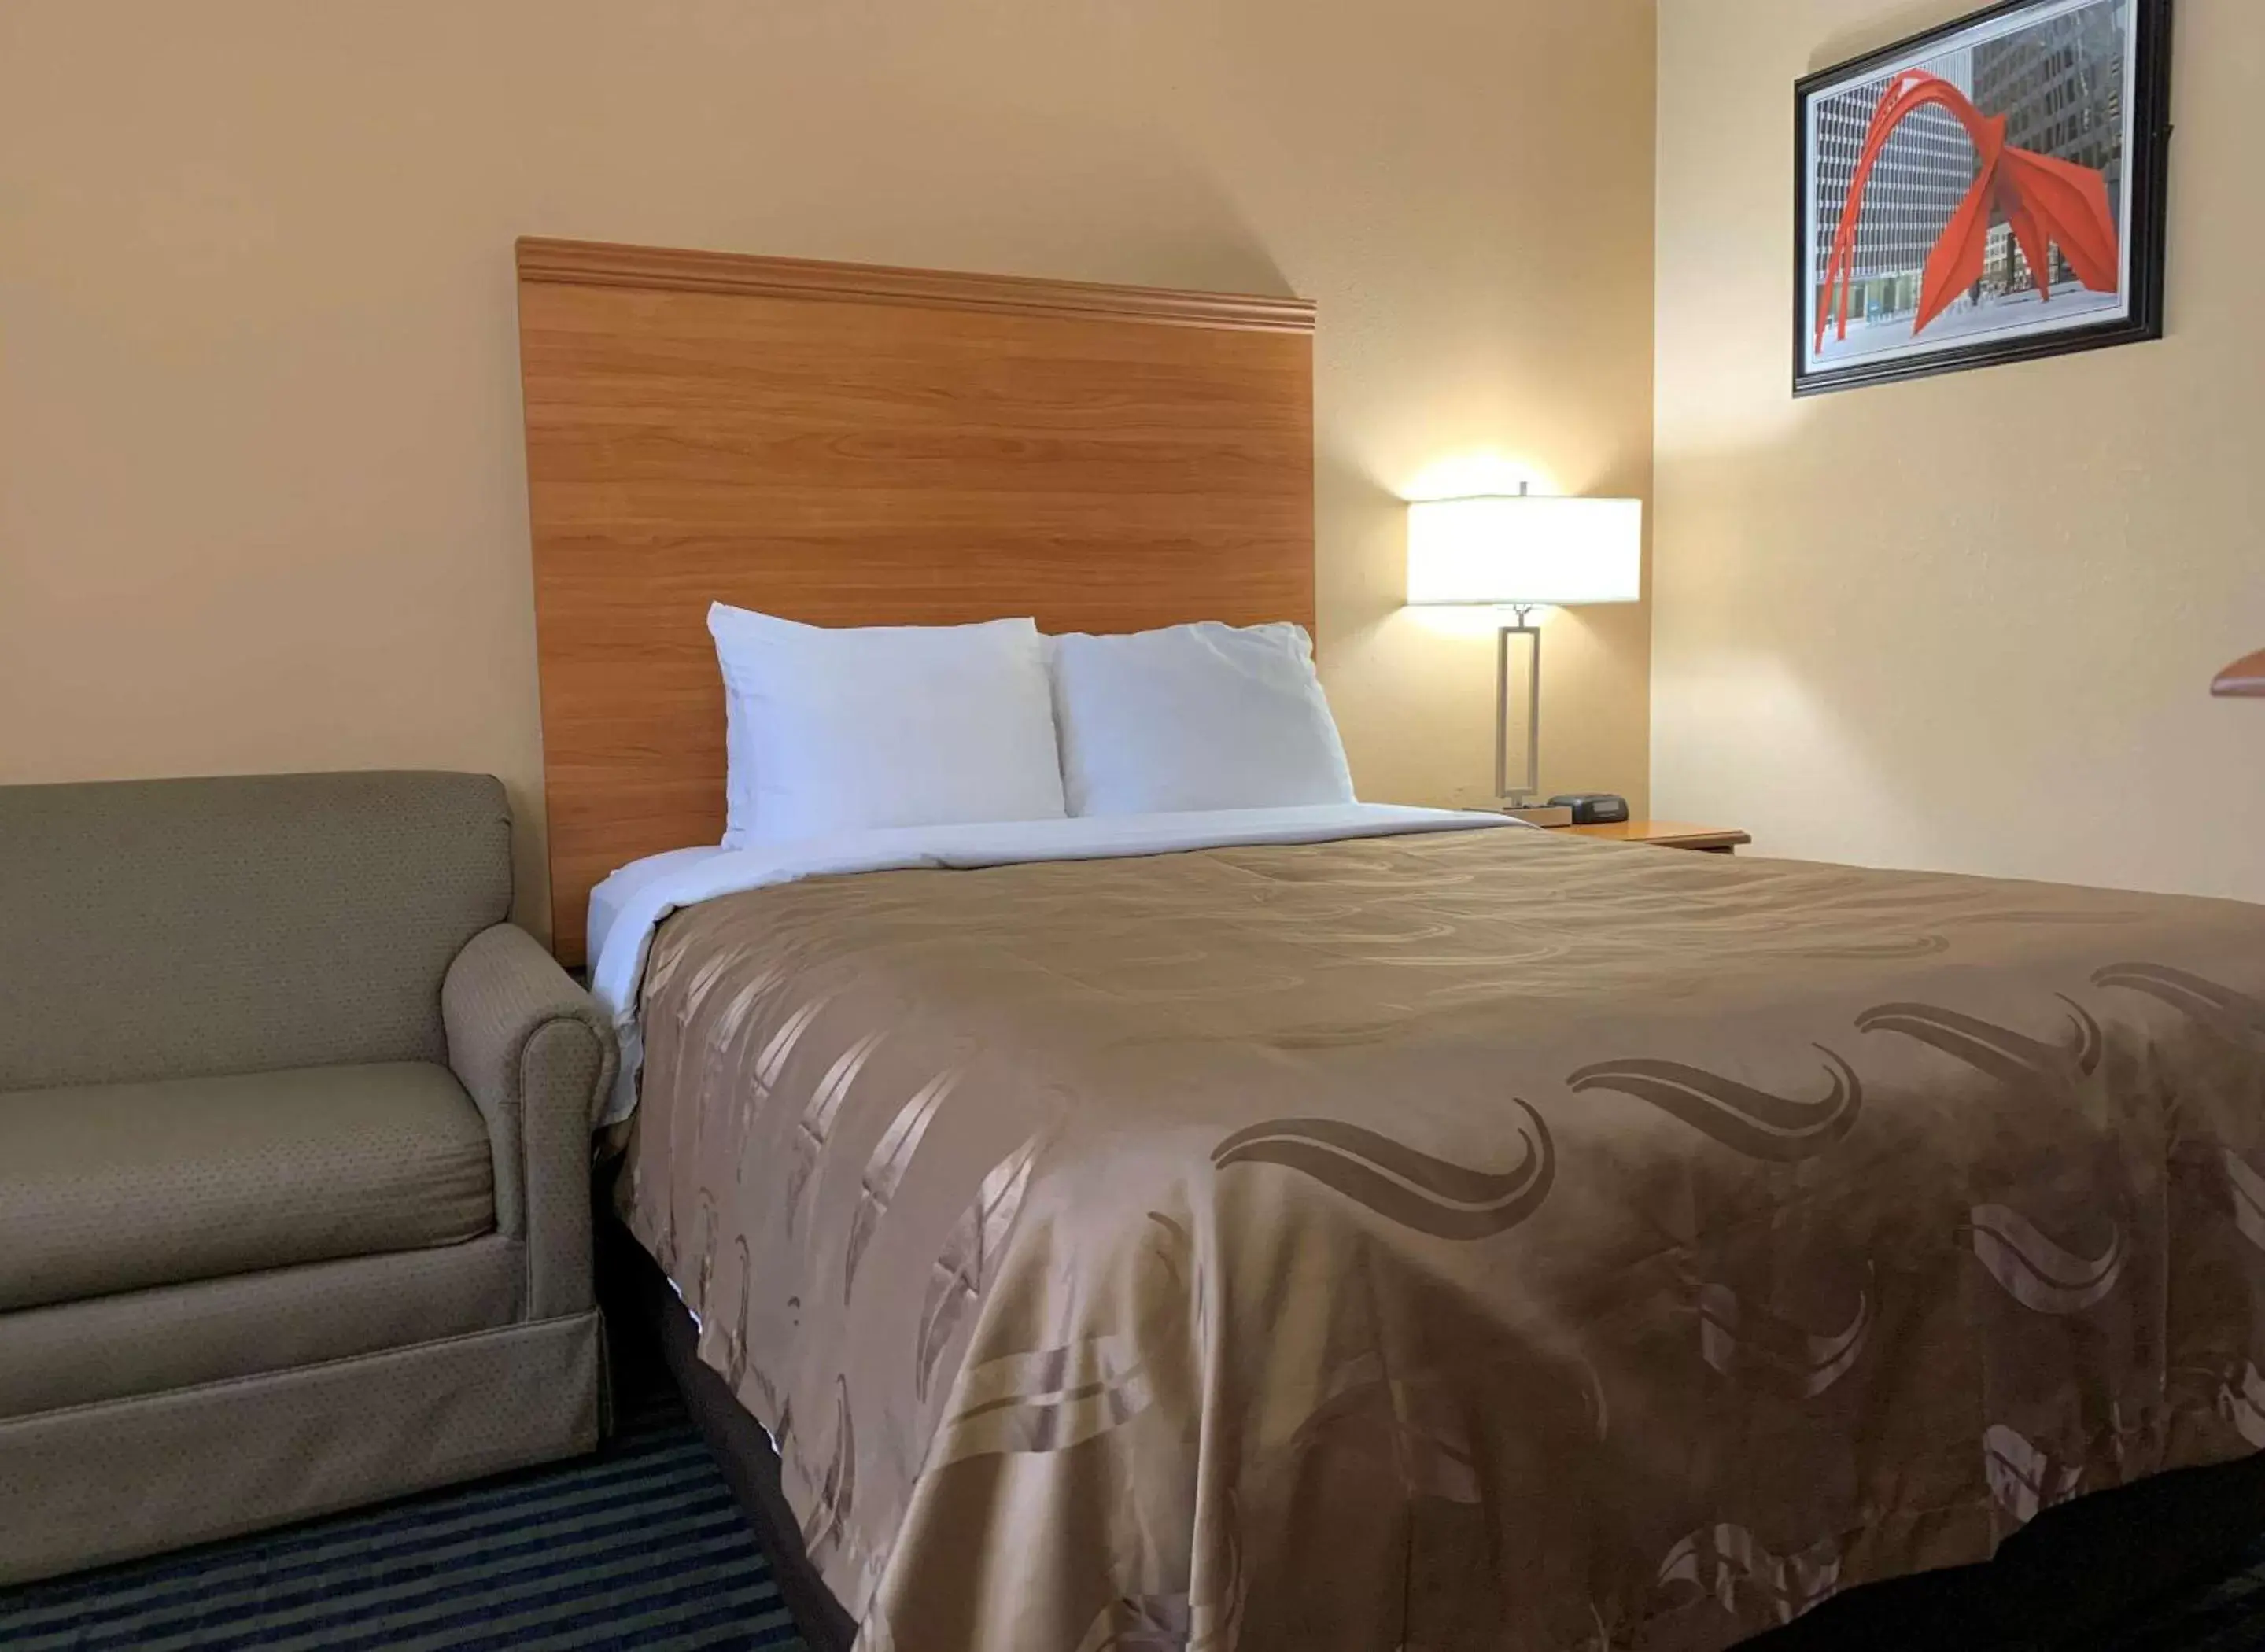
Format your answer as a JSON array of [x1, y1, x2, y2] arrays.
[[602, 1220, 859, 1652], [599, 1216, 2265, 1651]]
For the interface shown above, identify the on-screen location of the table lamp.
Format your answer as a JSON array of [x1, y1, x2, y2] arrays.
[[1407, 487, 1643, 807]]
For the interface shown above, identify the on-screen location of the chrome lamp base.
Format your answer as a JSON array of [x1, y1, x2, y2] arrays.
[[1494, 606, 1541, 809]]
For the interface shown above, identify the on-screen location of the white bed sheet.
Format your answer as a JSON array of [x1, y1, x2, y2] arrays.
[[585, 846, 731, 969], [585, 803, 1517, 1126]]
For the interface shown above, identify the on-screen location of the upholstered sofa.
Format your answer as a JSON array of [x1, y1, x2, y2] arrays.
[[0, 772, 613, 1583]]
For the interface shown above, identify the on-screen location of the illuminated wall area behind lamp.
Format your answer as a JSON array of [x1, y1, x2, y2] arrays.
[[1406, 489, 1643, 808]]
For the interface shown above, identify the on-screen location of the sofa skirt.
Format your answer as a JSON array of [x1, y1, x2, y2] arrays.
[[0, 1309, 604, 1584]]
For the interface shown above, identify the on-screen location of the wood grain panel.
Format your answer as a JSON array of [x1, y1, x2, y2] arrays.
[[517, 239, 1315, 963]]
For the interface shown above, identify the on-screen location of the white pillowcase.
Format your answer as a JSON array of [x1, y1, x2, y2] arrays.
[[709, 604, 1068, 845], [1049, 621, 1357, 817]]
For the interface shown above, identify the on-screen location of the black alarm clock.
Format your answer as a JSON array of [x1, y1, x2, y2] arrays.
[[1548, 793, 1630, 826]]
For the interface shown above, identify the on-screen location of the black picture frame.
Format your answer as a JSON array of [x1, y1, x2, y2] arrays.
[[1793, 0, 2173, 397]]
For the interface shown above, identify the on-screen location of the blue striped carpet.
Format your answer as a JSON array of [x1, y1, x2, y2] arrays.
[[0, 1386, 806, 1651], [2105, 1562, 2265, 1652], [13, 1377, 2265, 1651]]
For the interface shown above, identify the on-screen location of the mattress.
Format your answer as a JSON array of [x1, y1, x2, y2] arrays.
[[613, 823, 2265, 1650]]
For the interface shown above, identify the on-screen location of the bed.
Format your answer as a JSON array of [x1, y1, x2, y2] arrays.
[[516, 237, 2265, 1652]]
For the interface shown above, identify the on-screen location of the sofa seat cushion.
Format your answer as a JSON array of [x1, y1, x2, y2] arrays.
[[0, 1063, 493, 1313]]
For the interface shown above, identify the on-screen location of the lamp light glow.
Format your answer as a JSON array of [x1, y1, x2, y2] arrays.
[[1406, 494, 1643, 608]]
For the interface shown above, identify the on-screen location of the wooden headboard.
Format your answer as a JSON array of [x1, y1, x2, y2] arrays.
[[515, 237, 1316, 963]]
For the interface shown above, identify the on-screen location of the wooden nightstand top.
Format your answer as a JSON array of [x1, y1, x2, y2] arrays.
[[1555, 820, 1752, 853]]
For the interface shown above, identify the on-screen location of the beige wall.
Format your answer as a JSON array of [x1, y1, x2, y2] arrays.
[[0, 0, 1658, 937], [1655, 0, 2264, 903]]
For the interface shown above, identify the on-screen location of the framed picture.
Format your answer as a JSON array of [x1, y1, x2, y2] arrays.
[[1795, 0, 2173, 396]]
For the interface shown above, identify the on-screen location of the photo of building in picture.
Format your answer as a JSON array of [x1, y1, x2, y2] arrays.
[[1803, 0, 2133, 375]]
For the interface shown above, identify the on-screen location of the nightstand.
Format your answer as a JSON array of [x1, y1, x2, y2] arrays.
[[1553, 820, 1751, 855]]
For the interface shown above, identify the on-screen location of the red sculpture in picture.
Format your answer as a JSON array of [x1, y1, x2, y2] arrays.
[[1816, 69, 2123, 352]]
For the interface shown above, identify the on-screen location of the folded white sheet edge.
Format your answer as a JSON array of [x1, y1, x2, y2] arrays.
[[585, 803, 1520, 1126]]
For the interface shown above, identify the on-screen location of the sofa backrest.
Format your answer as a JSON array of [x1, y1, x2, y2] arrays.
[[0, 772, 513, 1091]]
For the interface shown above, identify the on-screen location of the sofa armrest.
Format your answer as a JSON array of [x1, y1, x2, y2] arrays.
[[443, 923, 617, 1319]]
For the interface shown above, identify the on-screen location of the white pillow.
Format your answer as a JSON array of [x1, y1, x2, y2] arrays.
[[1049, 621, 1357, 817], [709, 604, 1068, 844]]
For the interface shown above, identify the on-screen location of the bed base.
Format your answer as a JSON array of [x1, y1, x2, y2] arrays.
[[604, 1214, 2265, 1650], [601, 1222, 858, 1652]]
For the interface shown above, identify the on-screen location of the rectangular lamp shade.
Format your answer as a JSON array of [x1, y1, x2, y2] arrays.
[[1406, 494, 1643, 607]]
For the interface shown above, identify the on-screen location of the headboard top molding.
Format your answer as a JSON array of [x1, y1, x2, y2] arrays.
[[518, 237, 1317, 964], [515, 236, 1317, 334]]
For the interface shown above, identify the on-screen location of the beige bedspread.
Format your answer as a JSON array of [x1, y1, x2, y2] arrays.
[[618, 828, 2265, 1651]]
